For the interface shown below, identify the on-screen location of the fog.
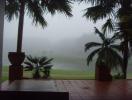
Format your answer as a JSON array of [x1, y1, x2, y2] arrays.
[[4, 3, 131, 71], [3, 33, 101, 71]]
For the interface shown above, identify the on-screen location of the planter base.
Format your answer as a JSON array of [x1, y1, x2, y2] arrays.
[[95, 66, 112, 81], [9, 65, 23, 83], [8, 52, 25, 82]]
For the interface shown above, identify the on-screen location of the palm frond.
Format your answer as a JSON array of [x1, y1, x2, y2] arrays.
[[83, 4, 114, 22], [26, 55, 33, 62], [41, 58, 54, 66], [24, 61, 33, 66], [5, 1, 19, 21], [27, 0, 47, 28], [77, 0, 119, 6], [34, 57, 39, 63], [85, 42, 101, 52], [26, 55, 38, 64], [41, 0, 72, 17], [6, 0, 72, 28], [102, 18, 115, 34], [43, 65, 53, 69], [39, 57, 47, 64], [87, 48, 101, 66], [110, 32, 122, 42], [97, 47, 123, 69], [94, 27, 105, 42], [24, 66, 34, 71], [110, 44, 122, 51], [108, 48, 123, 69]]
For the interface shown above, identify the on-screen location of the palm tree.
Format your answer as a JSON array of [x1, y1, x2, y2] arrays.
[[5, 0, 72, 81], [24, 55, 53, 79], [77, 0, 132, 79], [85, 27, 123, 80], [5, 0, 72, 53], [0, 0, 5, 81]]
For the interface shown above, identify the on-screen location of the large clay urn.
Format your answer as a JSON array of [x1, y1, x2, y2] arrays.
[[8, 52, 25, 82]]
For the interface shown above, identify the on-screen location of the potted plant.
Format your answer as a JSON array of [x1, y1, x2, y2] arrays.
[[85, 27, 123, 81]]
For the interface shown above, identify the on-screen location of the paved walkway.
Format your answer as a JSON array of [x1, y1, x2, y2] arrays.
[[1, 80, 132, 100]]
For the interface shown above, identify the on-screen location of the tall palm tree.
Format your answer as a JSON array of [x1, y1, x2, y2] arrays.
[[77, 0, 132, 79], [5, 0, 72, 53], [5, 0, 72, 81], [0, 0, 5, 81], [85, 27, 123, 80]]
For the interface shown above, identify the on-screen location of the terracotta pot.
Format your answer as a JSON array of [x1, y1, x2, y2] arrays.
[[95, 65, 112, 81], [8, 52, 25, 66]]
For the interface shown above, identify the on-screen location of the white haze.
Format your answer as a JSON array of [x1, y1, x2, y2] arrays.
[[3, 3, 111, 71]]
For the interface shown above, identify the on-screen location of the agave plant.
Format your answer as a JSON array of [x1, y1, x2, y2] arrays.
[[24, 55, 53, 79]]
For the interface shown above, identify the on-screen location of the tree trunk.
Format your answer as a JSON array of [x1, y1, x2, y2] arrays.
[[120, 0, 131, 79], [17, 0, 25, 53], [0, 0, 5, 82], [122, 33, 129, 79], [8, 0, 25, 82]]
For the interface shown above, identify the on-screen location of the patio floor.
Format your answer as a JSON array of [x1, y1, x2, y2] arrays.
[[1, 80, 132, 100]]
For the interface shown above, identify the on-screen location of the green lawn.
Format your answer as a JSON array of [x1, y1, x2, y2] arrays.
[[1, 66, 95, 81], [23, 69, 95, 80], [1, 66, 132, 82]]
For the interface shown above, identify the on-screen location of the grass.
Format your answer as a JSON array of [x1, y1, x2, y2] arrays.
[[1, 66, 95, 82], [1, 66, 132, 82], [23, 69, 95, 80], [127, 73, 132, 79], [51, 69, 95, 80]]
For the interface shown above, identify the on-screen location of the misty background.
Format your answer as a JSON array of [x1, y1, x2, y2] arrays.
[[3, 3, 132, 72]]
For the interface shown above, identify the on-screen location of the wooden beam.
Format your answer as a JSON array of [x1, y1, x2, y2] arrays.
[[0, 0, 5, 83]]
